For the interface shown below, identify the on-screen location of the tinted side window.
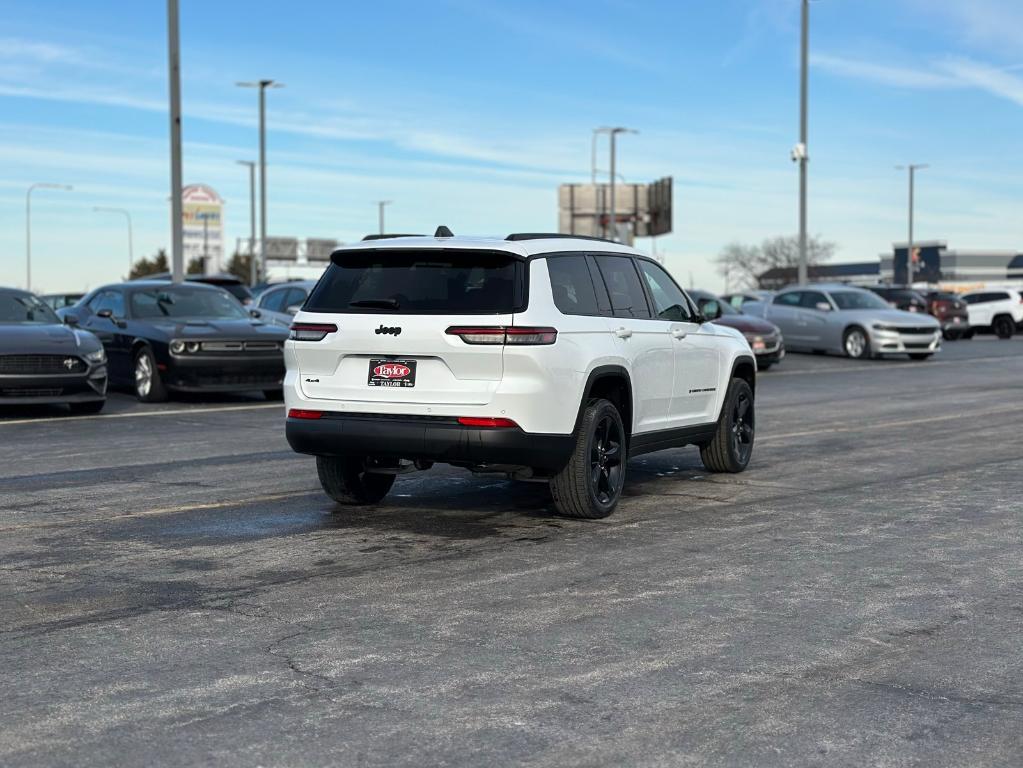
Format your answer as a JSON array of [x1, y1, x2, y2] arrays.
[[283, 287, 308, 310], [260, 288, 288, 312], [90, 290, 125, 316], [962, 294, 979, 305], [774, 291, 803, 307], [593, 256, 651, 319], [800, 291, 829, 309], [546, 256, 600, 316], [638, 261, 693, 322]]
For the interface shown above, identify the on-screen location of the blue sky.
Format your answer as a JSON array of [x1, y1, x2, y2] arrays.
[[1, 0, 1022, 292]]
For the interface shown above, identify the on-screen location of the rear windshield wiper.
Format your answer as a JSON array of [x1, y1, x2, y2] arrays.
[[349, 298, 400, 310]]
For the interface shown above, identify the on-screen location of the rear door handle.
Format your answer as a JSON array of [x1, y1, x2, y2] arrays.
[[614, 327, 633, 339], [671, 328, 687, 339]]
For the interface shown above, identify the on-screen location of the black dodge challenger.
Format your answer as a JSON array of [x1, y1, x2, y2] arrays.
[[60, 281, 288, 402], [0, 288, 107, 413]]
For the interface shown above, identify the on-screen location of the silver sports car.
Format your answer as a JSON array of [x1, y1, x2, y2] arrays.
[[744, 283, 941, 360]]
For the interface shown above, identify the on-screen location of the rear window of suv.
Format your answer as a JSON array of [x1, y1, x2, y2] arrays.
[[304, 250, 526, 314]]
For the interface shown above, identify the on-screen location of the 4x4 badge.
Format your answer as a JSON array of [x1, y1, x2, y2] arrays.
[[375, 325, 402, 336]]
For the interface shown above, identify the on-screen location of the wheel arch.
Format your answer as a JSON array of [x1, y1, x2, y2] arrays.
[[577, 365, 634, 443]]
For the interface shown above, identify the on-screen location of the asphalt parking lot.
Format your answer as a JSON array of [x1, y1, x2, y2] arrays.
[[2, 339, 1022, 767]]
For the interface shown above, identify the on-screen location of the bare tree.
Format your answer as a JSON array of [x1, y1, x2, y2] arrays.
[[716, 235, 835, 289]]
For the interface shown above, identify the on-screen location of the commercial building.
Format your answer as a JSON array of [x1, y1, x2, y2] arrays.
[[757, 241, 1023, 290]]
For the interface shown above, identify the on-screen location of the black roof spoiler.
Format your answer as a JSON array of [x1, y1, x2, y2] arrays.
[[506, 233, 617, 244]]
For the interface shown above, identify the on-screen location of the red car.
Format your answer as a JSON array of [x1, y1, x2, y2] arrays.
[[920, 291, 971, 340], [690, 290, 785, 371]]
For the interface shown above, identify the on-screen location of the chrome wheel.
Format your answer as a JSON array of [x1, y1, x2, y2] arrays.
[[135, 353, 153, 397], [589, 414, 624, 506], [844, 328, 867, 358], [731, 390, 754, 465]]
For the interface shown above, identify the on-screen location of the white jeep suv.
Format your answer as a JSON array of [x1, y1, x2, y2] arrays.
[[960, 288, 1023, 339], [284, 231, 756, 519]]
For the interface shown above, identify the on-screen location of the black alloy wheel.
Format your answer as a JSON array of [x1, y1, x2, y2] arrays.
[[589, 412, 624, 506], [731, 388, 755, 467]]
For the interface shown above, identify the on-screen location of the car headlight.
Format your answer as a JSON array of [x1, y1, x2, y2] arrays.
[[84, 348, 106, 363], [170, 340, 186, 354], [186, 341, 200, 353]]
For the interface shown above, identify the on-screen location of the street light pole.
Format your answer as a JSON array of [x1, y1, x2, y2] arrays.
[[374, 201, 392, 235], [607, 127, 637, 243], [93, 207, 133, 277], [237, 160, 256, 286], [167, 0, 184, 284], [26, 183, 72, 292], [797, 0, 810, 286], [237, 79, 284, 285], [896, 164, 928, 286]]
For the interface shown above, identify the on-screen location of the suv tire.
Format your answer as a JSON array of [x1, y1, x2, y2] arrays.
[[700, 378, 754, 473], [316, 456, 396, 505], [550, 398, 626, 519], [994, 315, 1014, 339]]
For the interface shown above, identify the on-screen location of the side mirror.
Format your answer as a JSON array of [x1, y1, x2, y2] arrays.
[[815, 302, 832, 312], [285, 304, 301, 315], [249, 308, 263, 319], [63, 313, 79, 326], [702, 300, 722, 320], [96, 308, 114, 319]]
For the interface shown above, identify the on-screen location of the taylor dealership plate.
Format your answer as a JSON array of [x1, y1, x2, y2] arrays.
[[367, 359, 417, 387]]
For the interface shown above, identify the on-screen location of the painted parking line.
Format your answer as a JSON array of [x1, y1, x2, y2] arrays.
[[0, 402, 282, 428]]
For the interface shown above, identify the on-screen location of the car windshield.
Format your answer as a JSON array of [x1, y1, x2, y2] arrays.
[[830, 290, 890, 310], [130, 287, 250, 320], [0, 292, 60, 324]]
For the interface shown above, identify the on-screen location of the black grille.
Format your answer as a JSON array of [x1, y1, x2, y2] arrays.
[[0, 387, 63, 397], [0, 355, 86, 375], [896, 327, 938, 335]]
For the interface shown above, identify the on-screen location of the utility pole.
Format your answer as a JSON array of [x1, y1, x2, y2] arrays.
[[897, 164, 928, 286], [93, 207, 133, 278], [167, 0, 184, 283], [237, 160, 256, 286], [607, 127, 637, 243], [374, 200, 392, 235], [797, 0, 809, 285], [237, 79, 284, 284], [25, 183, 72, 292]]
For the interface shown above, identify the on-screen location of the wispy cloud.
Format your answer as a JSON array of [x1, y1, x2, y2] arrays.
[[812, 51, 1023, 109], [811, 53, 960, 90], [904, 0, 1023, 56], [0, 37, 81, 64]]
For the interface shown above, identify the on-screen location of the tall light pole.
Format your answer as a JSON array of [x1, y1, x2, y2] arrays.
[[167, 0, 184, 283], [93, 207, 134, 277], [796, 0, 810, 285], [237, 79, 284, 284], [608, 127, 637, 243], [237, 160, 256, 285], [374, 200, 392, 235], [26, 183, 72, 292], [896, 164, 928, 286]]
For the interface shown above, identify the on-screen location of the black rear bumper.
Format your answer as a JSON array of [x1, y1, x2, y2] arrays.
[[286, 412, 574, 471]]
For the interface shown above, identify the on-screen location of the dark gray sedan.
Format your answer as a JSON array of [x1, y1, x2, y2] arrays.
[[746, 283, 941, 360], [0, 288, 107, 412]]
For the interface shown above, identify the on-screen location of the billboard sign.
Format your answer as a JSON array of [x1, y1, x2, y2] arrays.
[[264, 237, 299, 261], [558, 177, 672, 244], [306, 239, 339, 262], [182, 184, 223, 271]]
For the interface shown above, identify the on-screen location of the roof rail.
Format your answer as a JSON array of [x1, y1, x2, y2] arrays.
[[361, 234, 425, 241], [505, 233, 618, 244]]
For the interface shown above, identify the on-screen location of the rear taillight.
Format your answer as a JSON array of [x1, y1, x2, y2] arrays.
[[288, 409, 323, 420], [457, 417, 519, 428], [289, 323, 337, 341], [445, 326, 557, 345]]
